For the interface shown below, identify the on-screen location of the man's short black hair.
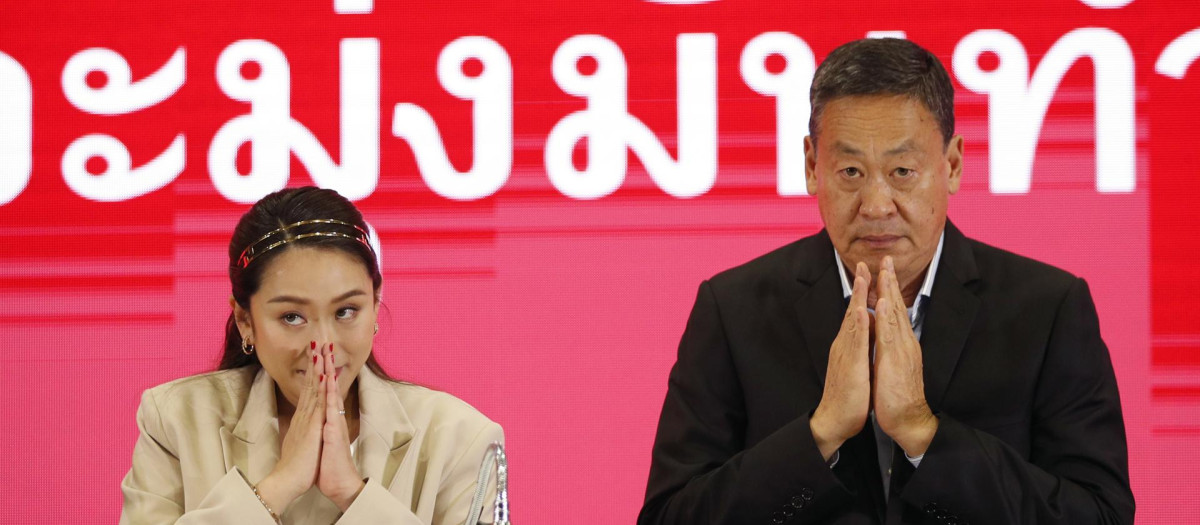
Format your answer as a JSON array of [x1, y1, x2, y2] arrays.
[[809, 38, 955, 147]]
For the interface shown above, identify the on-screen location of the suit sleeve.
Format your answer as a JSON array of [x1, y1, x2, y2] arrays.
[[119, 389, 279, 525], [639, 281, 858, 525], [337, 421, 504, 525], [899, 278, 1135, 524]]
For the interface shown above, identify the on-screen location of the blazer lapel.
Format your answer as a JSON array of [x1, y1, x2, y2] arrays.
[[793, 230, 847, 385], [220, 369, 280, 484], [919, 221, 981, 411], [355, 366, 416, 494]]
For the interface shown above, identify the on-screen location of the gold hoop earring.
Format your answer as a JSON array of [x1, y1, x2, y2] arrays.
[[374, 322, 379, 335], [241, 337, 255, 355]]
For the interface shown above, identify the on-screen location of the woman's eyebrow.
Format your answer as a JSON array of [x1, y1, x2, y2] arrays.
[[266, 289, 368, 305], [332, 289, 369, 302], [266, 295, 308, 305]]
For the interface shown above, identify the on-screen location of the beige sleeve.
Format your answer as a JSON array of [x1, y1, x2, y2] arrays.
[[119, 389, 277, 525], [434, 421, 505, 525], [336, 479, 427, 525], [336, 421, 505, 525]]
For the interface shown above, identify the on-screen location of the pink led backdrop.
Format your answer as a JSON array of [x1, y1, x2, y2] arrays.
[[1, 0, 1198, 522]]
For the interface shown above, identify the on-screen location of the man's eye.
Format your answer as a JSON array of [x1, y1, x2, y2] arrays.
[[843, 167, 862, 178], [895, 167, 914, 178], [282, 313, 304, 326]]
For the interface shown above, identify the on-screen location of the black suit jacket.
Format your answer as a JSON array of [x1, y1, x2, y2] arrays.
[[639, 222, 1133, 525]]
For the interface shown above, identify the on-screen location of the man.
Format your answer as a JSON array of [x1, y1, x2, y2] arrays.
[[638, 38, 1133, 525]]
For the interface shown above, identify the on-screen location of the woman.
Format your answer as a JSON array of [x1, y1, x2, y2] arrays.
[[120, 187, 503, 524]]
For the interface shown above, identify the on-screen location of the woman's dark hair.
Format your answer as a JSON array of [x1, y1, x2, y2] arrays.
[[809, 38, 956, 148], [219, 186, 394, 381]]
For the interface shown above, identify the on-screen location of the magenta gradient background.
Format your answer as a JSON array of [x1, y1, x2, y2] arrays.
[[1, 0, 1198, 523]]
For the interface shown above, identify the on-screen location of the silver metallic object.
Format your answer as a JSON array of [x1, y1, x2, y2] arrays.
[[466, 442, 510, 525]]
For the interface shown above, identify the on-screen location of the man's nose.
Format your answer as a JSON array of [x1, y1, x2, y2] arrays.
[[859, 175, 897, 219]]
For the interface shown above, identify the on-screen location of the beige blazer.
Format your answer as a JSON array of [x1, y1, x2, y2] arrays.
[[119, 365, 503, 524]]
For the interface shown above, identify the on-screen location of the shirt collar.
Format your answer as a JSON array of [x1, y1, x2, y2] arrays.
[[834, 230, 945, 307]]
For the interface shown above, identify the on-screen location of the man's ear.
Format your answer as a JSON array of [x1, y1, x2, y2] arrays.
[[946, 134, 964, 195], [230, 296, 253, 341], [804, 135, 819, 196]]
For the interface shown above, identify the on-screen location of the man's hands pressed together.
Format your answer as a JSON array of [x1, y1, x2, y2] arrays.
[[810, 256, 939, 463], [810, 262, 873, 461], [873, 256, 938, 458]]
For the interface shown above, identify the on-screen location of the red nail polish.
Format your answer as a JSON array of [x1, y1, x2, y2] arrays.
[[311, 341, 316, 350], [320, 374, 325, 382], [313, 354, 318, 364], [330, 343, 334, 352]]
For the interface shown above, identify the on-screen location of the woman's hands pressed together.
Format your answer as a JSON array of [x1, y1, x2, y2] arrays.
[[317, 342, 366, 511], [254, 342, 365, 515]]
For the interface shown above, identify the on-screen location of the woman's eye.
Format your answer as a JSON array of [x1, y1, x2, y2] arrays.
[[337, 307, 359, 320], [281, 313, 304, 326]]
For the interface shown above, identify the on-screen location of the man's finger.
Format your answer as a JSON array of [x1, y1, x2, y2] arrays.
[[840, 262, 865, 325], [849, 264, 871, 358], [875, 258, 892, 309], [876, 297, 886, 336], [883, 257, 902, 317], [883, 257, 916, 339], [852, 262, 871, 309]]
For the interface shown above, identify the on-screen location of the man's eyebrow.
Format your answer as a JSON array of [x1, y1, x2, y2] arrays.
[[884, 140, 918, 156], [831, 140, 919, 157], [266, 289, 369, 305], [832, 141, 864, 156]]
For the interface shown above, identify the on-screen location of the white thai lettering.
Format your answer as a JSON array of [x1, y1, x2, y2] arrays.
[[209, 39, 380, 203], [546, 34, 717, 199], [62, 47, 184, 115], [59, 47, 186, 201], [740, 32, 816, 196], [0, 52, 32, 205], [1156, 28, 1200, 80], [393, 36, 513, 201], [954, 28, 1135, 194]]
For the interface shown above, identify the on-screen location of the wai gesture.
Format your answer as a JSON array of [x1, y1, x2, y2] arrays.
[[254, 342, 366, 515], [810, 256, 938, 461]]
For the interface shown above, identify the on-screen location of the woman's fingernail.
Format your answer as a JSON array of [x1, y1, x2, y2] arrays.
[[320, 374, 325, 382], [313, 354, 318, 364], [311, 341, 316, 350]]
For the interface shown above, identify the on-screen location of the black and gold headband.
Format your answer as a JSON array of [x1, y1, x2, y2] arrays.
[[235, 219, 373, 268]]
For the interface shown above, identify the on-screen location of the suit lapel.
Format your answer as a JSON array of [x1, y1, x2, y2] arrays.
[[355, 366, 415, 494], [793, 230, 845, 386], [220, 369, 280, 484], [918, 221, 980, 412]]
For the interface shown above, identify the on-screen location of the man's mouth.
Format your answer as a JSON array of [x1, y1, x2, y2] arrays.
[[858, 234, 902, 248]]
